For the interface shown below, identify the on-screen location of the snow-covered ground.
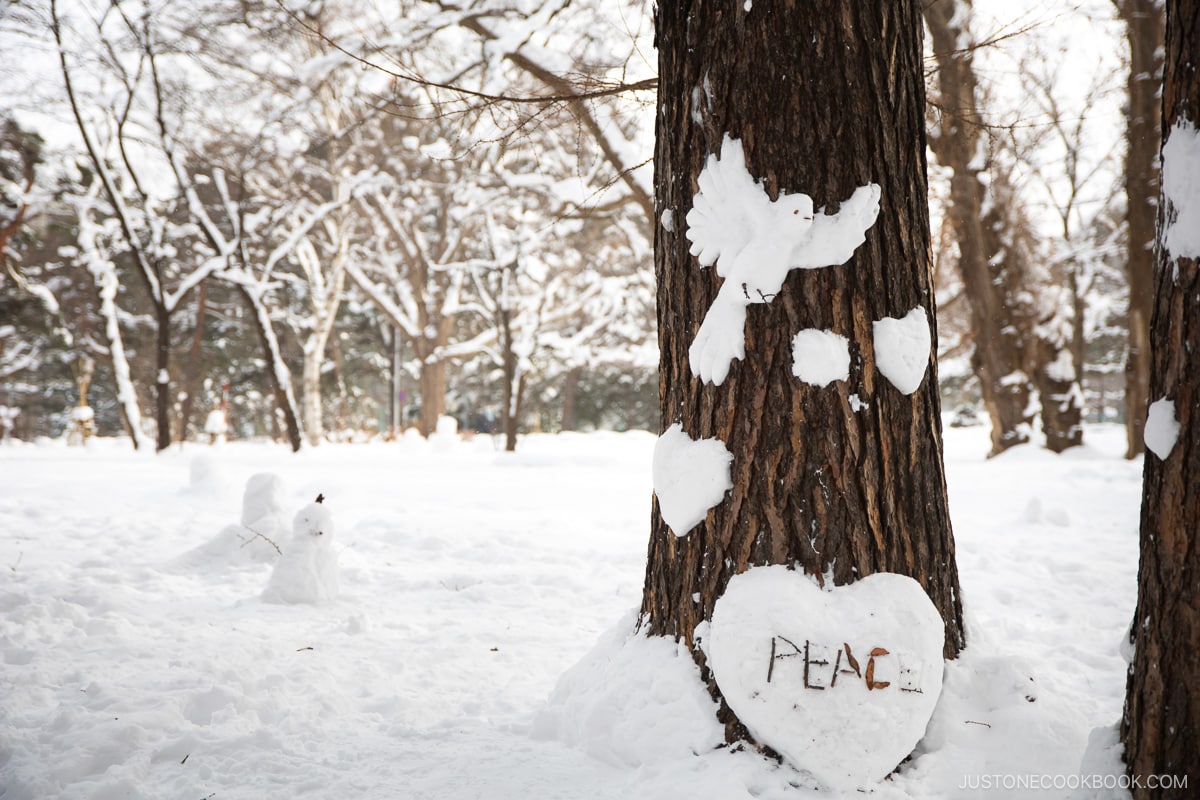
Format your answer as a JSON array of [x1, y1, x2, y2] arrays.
[[0, 423, 1144, 799]]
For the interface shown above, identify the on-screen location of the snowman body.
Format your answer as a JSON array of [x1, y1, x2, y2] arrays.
[[262, 501, 339, 604]]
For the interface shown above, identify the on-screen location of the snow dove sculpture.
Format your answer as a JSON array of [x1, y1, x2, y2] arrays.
[[685, 135, 881, 385]]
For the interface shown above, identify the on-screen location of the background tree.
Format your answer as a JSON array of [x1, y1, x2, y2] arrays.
[[641, 0, 964, 748], [1114, 0, 1165, 459], [1121, 0, 1200, 793], [925, 0, 1039, 456], [0, 0, 662, 445], [52, 0, 233, 450], [1012, 47, 1123, 454]]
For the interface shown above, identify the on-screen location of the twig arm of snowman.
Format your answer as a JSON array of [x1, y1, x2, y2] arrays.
[[684, 136, 880, 386]]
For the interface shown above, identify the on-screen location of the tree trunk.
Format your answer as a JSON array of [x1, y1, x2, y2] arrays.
[[299, 233, 348, 448], [330, 327, 348, 438], [153, 306, 172, 452], [642, 0, 964, 745], [177, 280, 207, 443], [561, 365, 582, 432], [1116, 0, 1165, 460], [1121, 2, 1200, 794], [1035, 269, 1085, 454], [418, 359, 445, 437], [1036, 345, 1085, 454], [88, 254, 149, 450], [236, 285, 303, 452], [925, 1, 1036, 456], [505, 374, 525, 453], [499, 303, 522, 452], [301, 341, 325, 447]]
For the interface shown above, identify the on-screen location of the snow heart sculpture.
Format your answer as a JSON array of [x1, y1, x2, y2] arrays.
[[685, 135, 881, 386], [652, 423, 734, 537], [872, 307, 932, 395], [706, 566, 944, 791]]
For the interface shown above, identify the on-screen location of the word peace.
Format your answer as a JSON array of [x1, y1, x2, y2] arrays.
[[766, 636, 924, 693]]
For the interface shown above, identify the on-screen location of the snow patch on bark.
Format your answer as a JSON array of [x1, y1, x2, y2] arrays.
[[872, 307, 932, 395], [1162, 118, 1200, 261], [1144, 398, 1180, 459], [791, 329, 850, 387], [652, 423, 733, 536]]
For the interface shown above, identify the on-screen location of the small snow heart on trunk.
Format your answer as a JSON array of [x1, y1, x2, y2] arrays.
[[652, 423, 733, 537], [706, 566, 944, 791], [872, 306, 931, 395]]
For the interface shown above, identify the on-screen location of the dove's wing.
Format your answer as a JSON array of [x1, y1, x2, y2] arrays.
[[684, 138, 770, 276], [791, 183, 881, 269]]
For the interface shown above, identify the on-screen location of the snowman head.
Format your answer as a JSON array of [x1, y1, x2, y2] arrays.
[[293, 499, 335, 540]]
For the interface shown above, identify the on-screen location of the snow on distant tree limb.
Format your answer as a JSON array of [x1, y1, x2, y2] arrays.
[[72, 180, 151, 451]]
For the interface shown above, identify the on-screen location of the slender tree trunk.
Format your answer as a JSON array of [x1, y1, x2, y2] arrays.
[[301, 351, 323, 446], [642, 0, 964, 745], [177, 280, 207, 442], [236, 285, 303, 452], [505, 374, 525, 453], [1035, 265, 1085, 454], [1116, 0, 1165, 459], [87, 250, 149, 450], [330, 328, 348, 438], [561, 365, 582, 431], [1121, 2, 1200, 793], [418, 359, 445, 437], [925, 1, 1036, 456], [388, 326, 401, 437], [1036, 347, 1084, 453], [299, 234, 348, 447], [152, 304, 172, 452], [499, 303, 522, 451]]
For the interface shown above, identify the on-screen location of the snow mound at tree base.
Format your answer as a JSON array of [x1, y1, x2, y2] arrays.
[[532, 611, 724, 767], [533, 611, 925, 798]]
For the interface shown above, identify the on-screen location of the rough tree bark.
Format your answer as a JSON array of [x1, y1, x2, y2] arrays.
[[641, 0, 965, 746], [1115, 0, 1165, 460], [925, 0, 1036, 456], [1121, 1, 1200, 794]]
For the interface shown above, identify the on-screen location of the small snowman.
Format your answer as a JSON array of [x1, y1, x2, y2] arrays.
[[262, 494, 340, 604], [184, 471, 288, 565], [240, 472, 290, 544]]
